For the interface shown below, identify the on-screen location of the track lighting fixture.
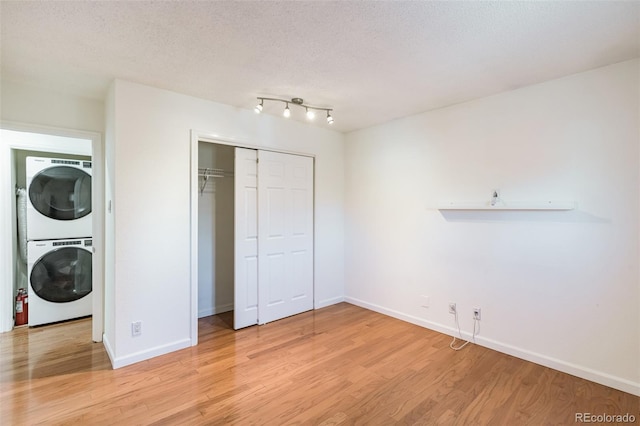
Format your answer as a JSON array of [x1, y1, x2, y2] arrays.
[[255, 97, 334, 124]]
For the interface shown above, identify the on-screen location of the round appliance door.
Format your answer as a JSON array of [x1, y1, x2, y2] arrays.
[[29, 166, 92, 221], [30, 247, 92, 303]]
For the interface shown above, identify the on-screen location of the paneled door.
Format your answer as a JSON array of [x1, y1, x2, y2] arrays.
[[257, 151, 314, 324], [234, 148, 258, 329]]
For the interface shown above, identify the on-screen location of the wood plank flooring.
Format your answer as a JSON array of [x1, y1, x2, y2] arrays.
[[1, 303, 638, 424]]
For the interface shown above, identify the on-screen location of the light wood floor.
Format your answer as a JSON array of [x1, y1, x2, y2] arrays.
[[1, 303, 637, 425]]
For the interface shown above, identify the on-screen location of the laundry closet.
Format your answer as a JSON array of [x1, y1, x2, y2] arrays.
[[12, 147, 93, 327], [196, 141, 315, 329]]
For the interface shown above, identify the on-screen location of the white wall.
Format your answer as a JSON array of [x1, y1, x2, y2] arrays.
[[104, 79, 345, 367], [1, 80, 104, 133], [198, 143, 234, 317], [344, 59, 639, 395], [103, 84, 116, 351]]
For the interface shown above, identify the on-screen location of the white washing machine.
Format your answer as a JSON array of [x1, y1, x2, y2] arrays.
[[27, 238, 92, 326], [26, 156, 92, 240]]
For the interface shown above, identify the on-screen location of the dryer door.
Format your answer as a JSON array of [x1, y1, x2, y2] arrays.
[[30, 246, 92, 303], [28, 165, 92, 221]]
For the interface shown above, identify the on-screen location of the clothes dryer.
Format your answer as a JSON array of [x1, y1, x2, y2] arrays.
[[26, 156, 92, 240], [27, 238, 92, 326]]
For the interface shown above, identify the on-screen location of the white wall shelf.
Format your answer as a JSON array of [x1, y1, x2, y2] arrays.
[[437, 201, 575, 211]]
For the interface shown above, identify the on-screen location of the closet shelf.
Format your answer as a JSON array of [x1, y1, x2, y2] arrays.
[[198, 167, 234, 195], [437, 201, 575, 211]]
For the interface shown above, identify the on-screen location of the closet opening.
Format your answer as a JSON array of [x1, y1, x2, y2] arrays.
[[197, 142, 235, 330]]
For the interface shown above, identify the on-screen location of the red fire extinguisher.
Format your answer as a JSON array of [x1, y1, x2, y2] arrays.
[[15, 288, 28, 326]]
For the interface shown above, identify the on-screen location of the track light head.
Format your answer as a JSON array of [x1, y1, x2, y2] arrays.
[[326, 111, 334, 124], [283, 103, 291, 118], [254, 99, 263, 114], [306, 108, 315, 120]]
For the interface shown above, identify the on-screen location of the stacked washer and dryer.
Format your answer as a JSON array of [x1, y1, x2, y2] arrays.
[[25, 156, 93, 326]]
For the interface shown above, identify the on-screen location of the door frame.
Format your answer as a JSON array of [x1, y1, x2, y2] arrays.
[[0, 121, 104, 342], [189, 130, 315, 345]]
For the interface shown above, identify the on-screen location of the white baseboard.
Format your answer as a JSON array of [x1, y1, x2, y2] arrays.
[[105, 337, 192, 369], [315, 295, 345, 309], [198, 302, 233, 318], [345, 296, 640, 397], [102, 333, 115, 368]]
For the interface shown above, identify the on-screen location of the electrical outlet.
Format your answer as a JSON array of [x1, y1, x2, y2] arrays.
[[420, 295, 430, 308], [132, 321, 142, 337], [473, 308, 481, 320], [449, 303, 456, 314]]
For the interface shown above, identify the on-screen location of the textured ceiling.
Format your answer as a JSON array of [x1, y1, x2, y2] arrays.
[[1, 1, 638, 133]]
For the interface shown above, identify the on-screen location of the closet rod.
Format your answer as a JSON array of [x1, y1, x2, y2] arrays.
[[198, 167, 234, 196], [198, 167, 234, 178]]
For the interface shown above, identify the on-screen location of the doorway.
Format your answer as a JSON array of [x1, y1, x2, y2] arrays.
[[0, 127, 103, 342], [192, 137, 315, 342]]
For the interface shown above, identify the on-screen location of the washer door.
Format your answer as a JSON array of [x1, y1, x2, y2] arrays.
[[29, 166, 92, 221], [30, 247, 92, 303]]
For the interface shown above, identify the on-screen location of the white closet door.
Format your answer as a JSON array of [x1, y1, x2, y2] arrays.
[[258, 151, 314, 324], [234, 148, 258, 329]]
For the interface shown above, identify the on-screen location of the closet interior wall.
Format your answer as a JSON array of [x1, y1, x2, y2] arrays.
[[197, 142, 234, 318]]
